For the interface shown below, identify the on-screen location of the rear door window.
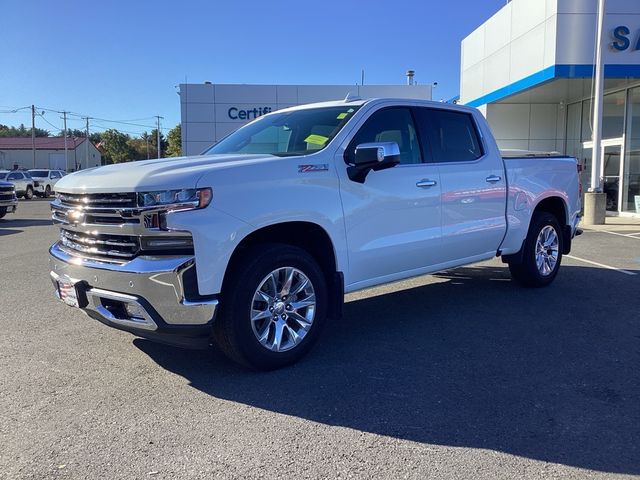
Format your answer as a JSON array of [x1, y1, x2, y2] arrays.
[[414, 108, 484, 163]]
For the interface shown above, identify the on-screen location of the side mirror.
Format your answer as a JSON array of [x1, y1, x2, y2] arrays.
[[347, 142, 401, 183]]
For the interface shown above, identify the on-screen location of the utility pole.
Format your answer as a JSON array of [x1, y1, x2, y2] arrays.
[[83, 117, 90, 170], [584, 0, 607, 225], [31, 105, 36, 168], [146, 135, 150, 160], [155, 116, 163, 159], [62, 112, 68, 172]]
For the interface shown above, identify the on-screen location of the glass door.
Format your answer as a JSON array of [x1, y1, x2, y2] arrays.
[[602, 144, 622, 212], [582, 139, 625, 213]]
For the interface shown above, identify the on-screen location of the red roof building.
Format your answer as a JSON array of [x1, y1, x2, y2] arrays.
[[0, 137, 102, 171]]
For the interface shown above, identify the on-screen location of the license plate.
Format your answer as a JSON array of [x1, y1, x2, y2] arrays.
[[57, 279, 79, 308]]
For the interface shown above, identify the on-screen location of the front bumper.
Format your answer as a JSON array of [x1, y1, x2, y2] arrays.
[[0, 199, 17, 213], [49, 242, 218, 348]]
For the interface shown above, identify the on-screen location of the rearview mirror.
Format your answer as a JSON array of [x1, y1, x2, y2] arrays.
[[347, 142, 401, 183]]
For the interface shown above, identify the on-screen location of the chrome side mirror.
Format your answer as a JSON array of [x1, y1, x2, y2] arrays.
[[348, 142, 401, 183]]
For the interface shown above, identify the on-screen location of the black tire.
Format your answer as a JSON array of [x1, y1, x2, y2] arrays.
[[508, 211, 563, 288], [213, 244, 328, 370], [0, 207, 6, 219], [24, 187, 33, 200], [44, 185, 51, 198]]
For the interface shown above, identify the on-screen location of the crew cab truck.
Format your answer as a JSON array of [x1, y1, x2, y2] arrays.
[[48, 98, 581, 370]]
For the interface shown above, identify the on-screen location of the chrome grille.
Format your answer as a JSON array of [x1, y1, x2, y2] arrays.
[[51, 192, 140, 227], [60, 230, 140, 262], [0, 185, 14, 202], [56, 192, 137, 208]]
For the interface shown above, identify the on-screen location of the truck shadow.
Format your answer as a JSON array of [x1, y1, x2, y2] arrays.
[[134, 264, 640, 474]]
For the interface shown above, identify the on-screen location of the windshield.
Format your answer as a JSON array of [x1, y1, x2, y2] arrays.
[[204, 106, 360, 157], [0, 173, 6, 180], [29, 170, 48, 177]]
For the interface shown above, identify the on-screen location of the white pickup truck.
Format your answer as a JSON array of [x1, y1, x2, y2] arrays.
[[49, 98, 581, 369]]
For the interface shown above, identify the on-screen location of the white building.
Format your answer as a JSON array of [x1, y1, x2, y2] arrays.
[[179, 83, 432, 156], [461, 0, 640, 215], [0, 137, 102, 172]]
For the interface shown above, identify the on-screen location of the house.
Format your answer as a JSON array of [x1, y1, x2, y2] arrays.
[[0, 137, 102, 171]]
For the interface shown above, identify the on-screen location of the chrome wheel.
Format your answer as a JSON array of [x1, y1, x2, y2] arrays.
[[250, 267, 316, 352], [535, 225, 559, 276]]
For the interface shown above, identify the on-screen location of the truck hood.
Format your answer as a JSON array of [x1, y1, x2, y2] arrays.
[[54, 154, 280, 194]]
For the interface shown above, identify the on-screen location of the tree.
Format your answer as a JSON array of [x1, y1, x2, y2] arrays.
[[165, 124, 182, 157], [0, 123, 49, 137], [100, 129, 136, 164], [149, 129, 166, 158]]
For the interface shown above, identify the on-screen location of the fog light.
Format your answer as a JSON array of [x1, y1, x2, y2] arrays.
[[125, 302, 147, 320]]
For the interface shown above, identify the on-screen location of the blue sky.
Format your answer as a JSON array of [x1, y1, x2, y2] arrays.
[[1, 0, 505, 136]]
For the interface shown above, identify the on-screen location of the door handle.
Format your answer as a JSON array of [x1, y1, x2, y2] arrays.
[[416, 179, 437, 188], [486, 175, 502, 183]]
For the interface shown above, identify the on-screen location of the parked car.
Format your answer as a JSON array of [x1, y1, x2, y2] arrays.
[[48, 98, 581, 370], [0, 170, 35, 199], [0, 181, 18, 218], [28, 169, 65, 198]]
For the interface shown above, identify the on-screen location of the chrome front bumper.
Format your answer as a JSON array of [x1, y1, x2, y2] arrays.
[[49, 242, 218, 343]]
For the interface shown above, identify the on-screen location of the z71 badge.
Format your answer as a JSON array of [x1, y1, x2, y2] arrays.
[[298, 164, 329, 173]]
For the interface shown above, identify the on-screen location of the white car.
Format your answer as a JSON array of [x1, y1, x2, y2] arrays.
[[28, 169, 65, 198], [48, 98, 581, 370]]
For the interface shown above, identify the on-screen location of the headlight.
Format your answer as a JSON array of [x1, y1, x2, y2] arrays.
[[137, 187, 212, 211]]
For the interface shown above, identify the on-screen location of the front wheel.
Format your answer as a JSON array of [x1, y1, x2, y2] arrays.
[[508, 211, 563, 288], [0, 207, 6, 219], [44, 185, 51, 198], [214, 244, 328, 370], [24, 187, 33, 200]]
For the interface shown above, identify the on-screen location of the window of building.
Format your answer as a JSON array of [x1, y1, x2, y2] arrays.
[[624, 86, 640, 213]]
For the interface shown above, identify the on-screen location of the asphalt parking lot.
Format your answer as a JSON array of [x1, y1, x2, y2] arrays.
[[1, 200, 639, 479]]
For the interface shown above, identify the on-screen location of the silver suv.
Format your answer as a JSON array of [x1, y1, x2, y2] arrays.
[[0, 170, 35, 199]]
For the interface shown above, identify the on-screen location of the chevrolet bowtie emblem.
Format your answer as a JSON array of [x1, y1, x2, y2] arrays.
[[66, 209, 85, 225]]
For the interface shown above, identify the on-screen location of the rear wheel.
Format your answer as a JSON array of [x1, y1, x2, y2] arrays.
[[508, 211, 563, 288], [214, 244, 328, 370], [24, 187, 33, 200]]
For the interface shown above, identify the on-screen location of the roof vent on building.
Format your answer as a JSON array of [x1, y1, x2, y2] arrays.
[[204, 81, 212, 84], [406, 70, 415, 85]]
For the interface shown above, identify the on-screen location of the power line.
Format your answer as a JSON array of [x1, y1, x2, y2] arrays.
[[1, 104, 174, 133], [36, 112, 63, 132]]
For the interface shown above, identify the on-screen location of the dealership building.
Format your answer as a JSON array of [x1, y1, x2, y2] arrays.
[[180, 0, 640, 216], [179, 83, 431, 156], [461, 0, 640, 215]]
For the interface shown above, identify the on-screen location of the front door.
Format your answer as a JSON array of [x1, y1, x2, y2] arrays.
[[338, 107, 442, 288], [602, 144, 623, 212], [583, 139, 624, 213]]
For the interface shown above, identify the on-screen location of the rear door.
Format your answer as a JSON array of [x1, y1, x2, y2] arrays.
[[338, 107, 442, 288], [413, 107, 507, 262]]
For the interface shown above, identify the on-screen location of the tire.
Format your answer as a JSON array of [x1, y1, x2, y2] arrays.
[[213, 244, 328, 370], [24, 187, 33, 200], [508, 211, 563, 288], [0, 207, 6, 219], [44, 185, 51, 198]]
